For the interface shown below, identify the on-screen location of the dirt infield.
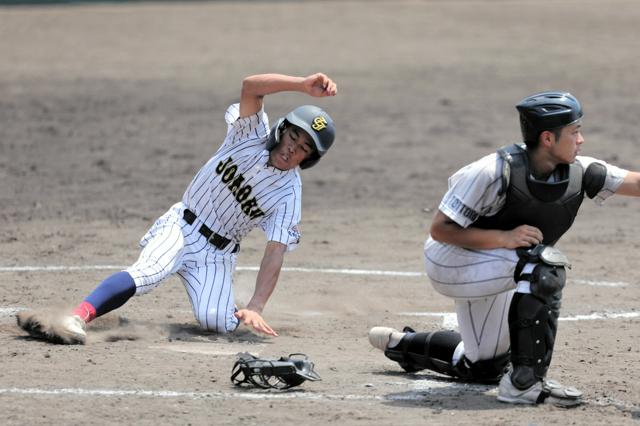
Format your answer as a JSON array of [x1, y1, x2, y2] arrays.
[[1, 1, 639, 424]]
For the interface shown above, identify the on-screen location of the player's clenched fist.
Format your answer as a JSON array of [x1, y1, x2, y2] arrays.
[[303, 73, 338, 98]]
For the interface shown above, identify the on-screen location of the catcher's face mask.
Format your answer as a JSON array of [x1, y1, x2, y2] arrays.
[[231, 352, 321, 390]]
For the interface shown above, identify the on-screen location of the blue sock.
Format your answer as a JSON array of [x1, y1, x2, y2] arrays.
[[85, 271, 136, 317]]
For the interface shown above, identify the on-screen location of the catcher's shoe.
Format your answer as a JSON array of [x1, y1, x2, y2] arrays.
[[17, 311, 87, 345], [497, 370, 583, 407], [368, 326, 406, 351]]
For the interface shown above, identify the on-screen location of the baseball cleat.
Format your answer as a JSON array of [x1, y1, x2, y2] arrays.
[[368, 326, 406, 351], [17, 311, 87, 345], [497, 370, 583, 407]]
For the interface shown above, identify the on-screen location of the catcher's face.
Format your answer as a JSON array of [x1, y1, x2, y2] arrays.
[[551, 121, 584, 163], [269, 125, 315, 170]]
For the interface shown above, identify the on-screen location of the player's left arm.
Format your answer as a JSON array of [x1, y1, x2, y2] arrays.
[[234, 241, 287, 337], [614, 171, 640, 197], [239, 73, 338, 118]]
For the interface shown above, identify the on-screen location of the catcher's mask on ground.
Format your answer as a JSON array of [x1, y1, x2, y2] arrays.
[[231, 352, 321, 389], [267, 105, 336, 169]]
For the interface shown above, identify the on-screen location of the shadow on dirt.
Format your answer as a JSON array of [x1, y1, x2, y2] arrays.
[[164, 323, 270, 344], [372, 370, 511, 411]]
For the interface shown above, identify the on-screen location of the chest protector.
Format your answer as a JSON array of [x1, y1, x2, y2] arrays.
[[473, 144, 591, 245]]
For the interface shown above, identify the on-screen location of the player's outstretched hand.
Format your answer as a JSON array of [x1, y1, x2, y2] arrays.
[[503, 224, 543, 249], [235, 308, 278, 337], [302, 73, 338, 98]]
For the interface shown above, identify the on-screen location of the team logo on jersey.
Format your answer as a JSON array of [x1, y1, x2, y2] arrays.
[[447, 195, 479, 222], [311, 116, 328, 131], [215, 156, 265, 220]]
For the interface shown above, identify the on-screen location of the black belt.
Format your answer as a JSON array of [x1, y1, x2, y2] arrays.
[[183, 209, 239, 253]]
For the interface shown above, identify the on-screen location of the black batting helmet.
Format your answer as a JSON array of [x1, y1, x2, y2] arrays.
[[516, 92, 583, 145], [266, 105, 336, 169]]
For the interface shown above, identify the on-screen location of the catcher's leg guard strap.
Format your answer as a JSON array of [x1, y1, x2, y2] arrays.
[[453, 352, 510, 383], [508, 292, 558, 389], [384, 330, 461, 376]]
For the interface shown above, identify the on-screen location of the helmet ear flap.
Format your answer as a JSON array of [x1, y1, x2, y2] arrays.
[[299, 152, 321, 169], [266, 118, 287, 151]]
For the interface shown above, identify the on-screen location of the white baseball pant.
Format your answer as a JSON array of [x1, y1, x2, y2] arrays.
[[126, 203, 239, 333], [424, 236, 521, 363]]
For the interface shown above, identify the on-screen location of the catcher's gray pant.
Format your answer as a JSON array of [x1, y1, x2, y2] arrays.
[[126, 203, 239, 333], [424, 237, 521, 364]]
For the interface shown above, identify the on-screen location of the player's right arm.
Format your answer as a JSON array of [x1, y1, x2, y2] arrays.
[[430, 153, 543, 250], [613, 171, 640, 197], [239, 73, 337, 118], [430, 210, 543, 250]]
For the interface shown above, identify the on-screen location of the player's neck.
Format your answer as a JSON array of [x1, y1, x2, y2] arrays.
[[526, 149, 557, 180]]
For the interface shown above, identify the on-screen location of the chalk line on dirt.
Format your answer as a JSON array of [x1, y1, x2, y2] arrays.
[[0, 384, 636, 412], [0, 384, 474, 401], [399, 311, 640, 328], [0, 264, 630, 287]]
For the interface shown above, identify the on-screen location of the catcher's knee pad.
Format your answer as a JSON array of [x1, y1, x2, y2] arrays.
[[529, 264, 565, 308], [515, 245, 568, 307], [508, 292, 558, 389], [384, 329, 461, 377]]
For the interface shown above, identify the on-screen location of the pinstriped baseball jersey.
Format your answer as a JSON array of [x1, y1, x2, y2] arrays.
[[125, 103, 306, 333], [182, 103, 302, 250]]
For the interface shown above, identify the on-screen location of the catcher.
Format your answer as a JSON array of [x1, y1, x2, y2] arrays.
[[18, 72, 337, 344], [370, 91, 640, 406]]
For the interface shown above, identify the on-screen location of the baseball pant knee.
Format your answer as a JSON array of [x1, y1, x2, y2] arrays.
[[193, 305, 238, 333]]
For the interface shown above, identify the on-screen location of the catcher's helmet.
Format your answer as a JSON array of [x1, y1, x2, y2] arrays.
[[266, 105, 335, 169], [516, 92, 582, 145]]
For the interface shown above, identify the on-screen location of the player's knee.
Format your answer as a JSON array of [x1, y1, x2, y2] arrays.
[[530, 264, 565, 304], [194, 311, 237, 334], [193, 311, 223, 333], [515, 245, 568, 307], [195, 318, 229, 334]]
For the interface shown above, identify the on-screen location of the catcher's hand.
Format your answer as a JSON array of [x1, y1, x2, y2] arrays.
[[234, 308, 277, 337]]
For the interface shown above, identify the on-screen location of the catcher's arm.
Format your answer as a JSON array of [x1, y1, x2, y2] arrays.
[[430, 209, 543, 250], [614, 171, 640, 197], [234, 241, 286, 336]]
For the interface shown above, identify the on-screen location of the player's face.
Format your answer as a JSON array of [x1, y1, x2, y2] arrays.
[[552, 121, 584, 163], [269, 125, 315, 170]]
